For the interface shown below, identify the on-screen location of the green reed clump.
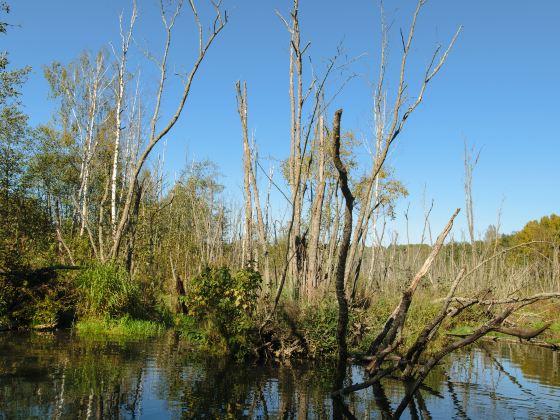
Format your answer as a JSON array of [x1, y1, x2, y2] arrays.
[[76, 263, 141, 319], [75, 315, 165, 339]]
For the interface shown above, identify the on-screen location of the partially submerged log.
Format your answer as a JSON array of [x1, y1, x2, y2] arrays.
[[366, 208, 460, 373], [493, 322, 552, 340], [332, 205, 560, 418]]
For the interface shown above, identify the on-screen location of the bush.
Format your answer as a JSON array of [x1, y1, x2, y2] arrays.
[[175, 314, 209, 346], [0, 267, 76, 330], [76, 263, 141, 319], [184, 267, 262, 356], [298, 301, 339, 356]]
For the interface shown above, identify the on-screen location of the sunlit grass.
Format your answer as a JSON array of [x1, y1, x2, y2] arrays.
[[75, 316, 165, 339]]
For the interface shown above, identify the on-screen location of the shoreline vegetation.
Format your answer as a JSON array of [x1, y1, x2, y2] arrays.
[[70, 298, 560, 354], [3, 264, 559, 359], [1, 0, 559, 417]]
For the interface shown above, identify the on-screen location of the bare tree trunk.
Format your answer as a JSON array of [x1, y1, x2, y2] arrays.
[[281, 0, 305, 297], [464, 141, 480, 249], [236, 81, 253, 266], [110, 1, 227, 259], [325, 184, 341, 292], [111, 2, 137, 236], [79, 53, 106, 236], [331, 109, 354, 362], [305, 116, 326, 298]]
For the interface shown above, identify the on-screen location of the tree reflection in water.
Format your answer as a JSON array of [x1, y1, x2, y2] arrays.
[[1, 332, 559, 418]]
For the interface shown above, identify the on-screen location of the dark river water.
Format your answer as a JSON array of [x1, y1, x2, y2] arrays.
[[1, 331, 559, 419]]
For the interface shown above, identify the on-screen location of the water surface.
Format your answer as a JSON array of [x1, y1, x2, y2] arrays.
[[1, 331, 559, 419]]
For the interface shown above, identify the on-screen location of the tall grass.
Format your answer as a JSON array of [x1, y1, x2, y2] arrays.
[[75, 263, 141, 319], [75, 316, 165, 339]]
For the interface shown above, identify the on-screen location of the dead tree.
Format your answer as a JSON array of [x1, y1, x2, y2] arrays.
[[236, 81, 271, 283], [344, 0, 461, 297], [333, 209, 558, 419], [464, 141, 480, 248], [236, 81, 254, 266], [170, 256, 187, 314], [305, 115, 326, 297], [331, 109, 354, 361], [110, 0, 227, 259], [110, 0, 137, 237], [366, 209, 461, 371]]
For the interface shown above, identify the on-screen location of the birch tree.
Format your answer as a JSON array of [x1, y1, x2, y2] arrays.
[[109, 0, 227, 259], [110, 1, 137, 236], [44, 51, 112, 249]]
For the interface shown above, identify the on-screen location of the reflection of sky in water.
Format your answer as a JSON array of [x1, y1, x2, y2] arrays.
[[1, 333, 559, 419]]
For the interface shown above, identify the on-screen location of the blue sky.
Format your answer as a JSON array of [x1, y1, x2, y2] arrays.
[[6, 0, 560, 242]]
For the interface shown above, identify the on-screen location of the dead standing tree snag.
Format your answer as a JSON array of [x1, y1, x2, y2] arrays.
[[333, 210, 557, 418], [331, 109, 354, 362], [236, 81, 254, 268], [110, 0, 228, 259], [342, 0, 461, 300], [236, 80, 271, 285]]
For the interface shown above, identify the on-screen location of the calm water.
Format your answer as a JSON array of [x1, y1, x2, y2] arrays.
[[1, 331, 559, 419]]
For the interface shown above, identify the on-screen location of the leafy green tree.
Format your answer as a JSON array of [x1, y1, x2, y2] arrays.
[[0, 2, 38, 271], [510, 214, 560, 265]]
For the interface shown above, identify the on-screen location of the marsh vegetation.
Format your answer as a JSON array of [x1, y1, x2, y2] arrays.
[[1, 0, 559, 417]]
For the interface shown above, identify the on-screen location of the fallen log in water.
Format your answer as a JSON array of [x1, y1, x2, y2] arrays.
[[447, 332, 560, 351]]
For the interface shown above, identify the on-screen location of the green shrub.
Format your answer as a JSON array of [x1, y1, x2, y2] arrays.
[[76, 263, 141, 319], [175, 314, 209, 346], [184, 267, 262, 356], [298, 301, 339, 356], [0, 276, 16, 320], [0, 267, 76, 329], [31, 294, 64, 328]]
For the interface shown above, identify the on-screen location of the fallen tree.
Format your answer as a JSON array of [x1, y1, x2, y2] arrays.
[[331, 209, 559, 418]]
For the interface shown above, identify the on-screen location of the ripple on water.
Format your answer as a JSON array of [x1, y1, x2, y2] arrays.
[[0, 332, 559, 418]]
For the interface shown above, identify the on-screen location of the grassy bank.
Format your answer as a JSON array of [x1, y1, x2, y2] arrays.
[[448, 301, 560, 345], [74, 317, 166, 339], [3, 262, 559, 358], [68, 293, 560, 358]]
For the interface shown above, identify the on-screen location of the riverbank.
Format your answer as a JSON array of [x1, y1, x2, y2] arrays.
[[68, 293, 560, 360]]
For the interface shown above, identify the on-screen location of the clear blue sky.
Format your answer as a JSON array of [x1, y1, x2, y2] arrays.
[[6, 0, 560, 242]]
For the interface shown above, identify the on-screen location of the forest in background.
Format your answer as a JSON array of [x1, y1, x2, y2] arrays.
[[1, 1, 560, 414]]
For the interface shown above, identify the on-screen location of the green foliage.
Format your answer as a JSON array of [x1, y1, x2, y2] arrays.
[[31, 293, 65, 328], [0, 10, 47, 275], [76, 263, 141, 319], [184, 267, 262, 356], [297, 301, 339, 356], [402, 298, 444, 348], [75, 316, 165, 339], [0, 267, 76, 329], [175, 314, 210, 346], [509, 214, 560, 263]]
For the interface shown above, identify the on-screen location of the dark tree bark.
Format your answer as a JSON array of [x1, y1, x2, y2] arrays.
[[175, 275, 188, 315], [331, 109, 354, 362]]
